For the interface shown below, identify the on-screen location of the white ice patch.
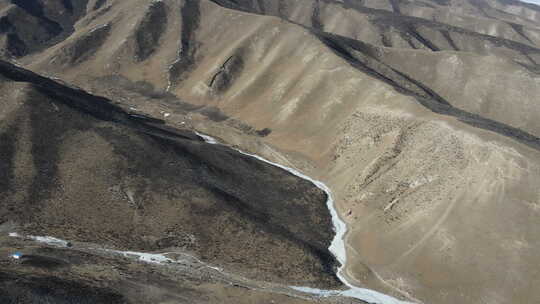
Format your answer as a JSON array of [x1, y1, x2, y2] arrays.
[[291, 286, 413, 304], [29, 236, 70, 247], [89, 23, 109, 34], [290, 286, 340, 297], [110, 250, 173, 264], [107, 249, 224, 272], [519, 0, 540, 5], [341, 288, 416, 304], [195, 131, 219, 144], [194, 131, 416, 304], [9, 232, 69, 247]]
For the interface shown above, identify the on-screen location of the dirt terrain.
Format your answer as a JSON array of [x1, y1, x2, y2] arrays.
[[2, 0, 540, 303]]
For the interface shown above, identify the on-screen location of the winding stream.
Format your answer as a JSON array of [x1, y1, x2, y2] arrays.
[[195, 132, 416, 304]]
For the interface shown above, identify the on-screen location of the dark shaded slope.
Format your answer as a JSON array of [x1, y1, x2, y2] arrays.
[[0, 6, 62, 58], [169, 0, 201, 86], [134, 1, 168, 62], [55, 23, 111, 66], [368, 12, 540, 58], [209, 0, 540, 61], [315, 33, 540, 150], [1, 0, 90, 58], [0, 272, 127, 304], [0, 60, 339, 287]]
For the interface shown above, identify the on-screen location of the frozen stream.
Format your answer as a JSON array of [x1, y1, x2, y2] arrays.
[[195, 132, 417, 304]]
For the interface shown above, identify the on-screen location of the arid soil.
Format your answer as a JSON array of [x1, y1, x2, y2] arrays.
[[2, 0, 540, 303]]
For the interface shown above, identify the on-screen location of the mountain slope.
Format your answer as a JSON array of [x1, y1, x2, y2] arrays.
[[0, 59, 339, 289], [1, 0, 540, 303]]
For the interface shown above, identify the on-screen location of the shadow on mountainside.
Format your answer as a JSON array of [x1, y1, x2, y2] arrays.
[[0, 60, 340, 288]]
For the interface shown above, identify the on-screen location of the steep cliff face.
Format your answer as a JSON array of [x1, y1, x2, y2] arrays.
[[2, 0, 540, 303]]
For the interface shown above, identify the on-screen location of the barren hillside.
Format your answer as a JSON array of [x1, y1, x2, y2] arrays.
[[1, 0, 540, 303]]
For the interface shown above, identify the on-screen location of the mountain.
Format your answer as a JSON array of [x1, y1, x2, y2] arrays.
[[1, 0, 540, 303]]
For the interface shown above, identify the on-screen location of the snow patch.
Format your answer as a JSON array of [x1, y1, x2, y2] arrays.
[[195, 131, 219, 144], [29, 236, 70, 247], [291, 286, 415, 304], [518, 0, 540, 6], [89, 23, 109, 34], [109, 250, 173, 264], [9, 232, 69, 247]]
